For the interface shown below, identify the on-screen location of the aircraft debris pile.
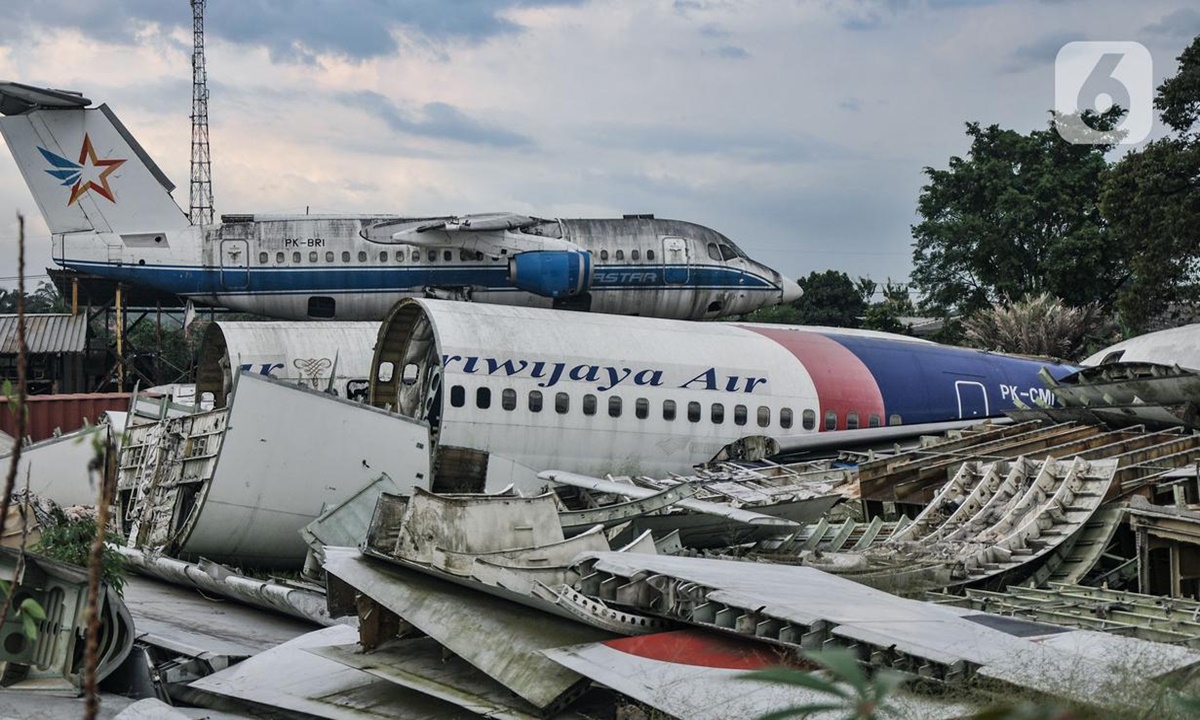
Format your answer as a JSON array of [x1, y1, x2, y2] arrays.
[[927, 581, 1200, 646], [1015, 361, 1200, 430], [112, 372, 430, 568], [759, 456, 1118, 594], [240, 486, 1200, 718], [543, 459, 851, 548], [0, 547, 133, 693], [855, 420, 1200, 510]]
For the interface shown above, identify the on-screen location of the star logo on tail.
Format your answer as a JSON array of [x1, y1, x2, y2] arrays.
[[39, 133, 126, 205]]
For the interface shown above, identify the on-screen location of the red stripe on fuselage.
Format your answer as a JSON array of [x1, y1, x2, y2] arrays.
[[602, 629, 802, 670], [741, 326, 884, 431]]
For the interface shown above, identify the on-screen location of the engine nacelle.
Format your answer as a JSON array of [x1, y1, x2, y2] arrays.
[[507, 250, 593, 298]]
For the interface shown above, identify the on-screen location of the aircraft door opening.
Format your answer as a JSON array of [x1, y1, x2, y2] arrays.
[[220, 239, 249, 290], [661, 236, 690, 284], [954, 380, 989, 419]]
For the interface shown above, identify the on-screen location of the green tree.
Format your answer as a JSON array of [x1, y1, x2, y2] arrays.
[[0, 281, 67, 313], [962, 293, 1112, 360], [862, 280, 916, 334], [1102, 36, 1200, 331], [795, 270, 865, 327], [911, 110, 1126, 318]]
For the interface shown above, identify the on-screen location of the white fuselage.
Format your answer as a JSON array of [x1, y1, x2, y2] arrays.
[[53, 215, 796, 321]]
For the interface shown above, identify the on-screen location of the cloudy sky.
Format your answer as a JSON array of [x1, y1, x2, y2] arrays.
[[0, 0, 1195, 294]]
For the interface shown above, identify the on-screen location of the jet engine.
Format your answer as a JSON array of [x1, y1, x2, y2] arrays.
[[507, 250, 593, 298]]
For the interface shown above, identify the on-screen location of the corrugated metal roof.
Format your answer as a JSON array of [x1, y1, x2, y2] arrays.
[[0, 314, 88, 354]]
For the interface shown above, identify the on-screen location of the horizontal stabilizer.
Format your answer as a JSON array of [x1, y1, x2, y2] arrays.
[[0, 81, 90, 116]]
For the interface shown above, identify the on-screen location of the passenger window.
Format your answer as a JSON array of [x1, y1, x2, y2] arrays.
[[707, 243, 721, 261], [292, 251, 301, 263], [342, 251, 351, 262], [636, 398, 649, 419], [258, 252, 268, 264], [309, 251, 318, 263], [395, 251, 404, 262], [889, 413, 903, 426], [428, 249, 437, 262], [529, 390, 543, 412], [502, 389, 516, 411], [444, 250, 453, 262], [663, 399, 676, 421], [825, 411, 837, 431], [780, 408, 793, 429], [401, 363, 418, 385], [688, 401, 701, 423], [711, 403, 724, 424], [376, 362, 394, 383], [802, 409, 816, 430], [556, 392, 570, 414], [869, 414, 882, 428], [412, 250, 420, 262], [600, 249, 609, 261], [616, 249, 625, 260], [757, 406, 771, 428], [847, 411, 860, 430], [631, 249, 640, 261], [326, 251, 335, 262], [476, 387, 491, 409], [647, 249, 655, 260], [460, 249, 471, 261], [734, 405, 747, 426], [450, 385, 465, 408], [276, 252, 285, 264], [379, 251, 388, 262], [608, 396, 622, 418], [583, 394, 597, 416], [358, 251, 367, 262]]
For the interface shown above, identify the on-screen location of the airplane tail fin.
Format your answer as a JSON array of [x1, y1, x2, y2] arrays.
[[0, 82, 191, 236]]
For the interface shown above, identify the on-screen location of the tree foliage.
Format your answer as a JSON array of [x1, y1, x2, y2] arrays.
[[0, 281, 66, 314], [794, 270, 865, 327], [911, 110, 1127, 318], [1102, 36, 1200, 331], [962, 293, 1113, 361], [861, 279, 916, 334]]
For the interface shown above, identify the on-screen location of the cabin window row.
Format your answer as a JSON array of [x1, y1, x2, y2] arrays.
[[448, 385, 806, 429], [596, 249, 656, 262], [445, 386, 900, 431], [258, 249, 487, 265]]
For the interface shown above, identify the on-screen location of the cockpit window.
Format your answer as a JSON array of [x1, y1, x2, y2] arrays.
[[713, 232, 748, 260], [718, 244, 738, 261], [707, 243, 722, 261]]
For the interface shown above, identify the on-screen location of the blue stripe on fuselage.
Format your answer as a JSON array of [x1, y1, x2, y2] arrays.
[[817, 333, 1077, 423], [58, 261, 777, 296]]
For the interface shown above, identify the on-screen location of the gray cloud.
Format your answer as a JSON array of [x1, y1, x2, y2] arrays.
[[1144, 8, 1200, 39], [342, 91, 533, 148], [709, 45, 750, 60], [0, 1, 587, 62], [585, 123, 852, 165], [1002, 31, 1083, 73]]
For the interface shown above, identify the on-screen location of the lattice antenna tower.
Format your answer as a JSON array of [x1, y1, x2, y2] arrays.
[[189, 0, 214, 225]]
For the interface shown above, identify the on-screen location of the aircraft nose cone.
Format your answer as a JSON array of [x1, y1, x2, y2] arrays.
[[780, 276, 803, 304]]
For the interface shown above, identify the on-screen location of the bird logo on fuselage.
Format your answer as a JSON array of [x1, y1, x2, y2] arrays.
[[38, 133, 126, 205]]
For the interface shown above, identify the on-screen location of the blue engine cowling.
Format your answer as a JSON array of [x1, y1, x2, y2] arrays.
[[507, 250, 593, 298]]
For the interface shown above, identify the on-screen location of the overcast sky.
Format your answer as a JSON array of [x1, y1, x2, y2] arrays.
[[0, 0, 1196, 294]]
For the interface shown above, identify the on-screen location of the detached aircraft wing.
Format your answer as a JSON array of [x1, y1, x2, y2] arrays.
[[361, 212, 584, 259]]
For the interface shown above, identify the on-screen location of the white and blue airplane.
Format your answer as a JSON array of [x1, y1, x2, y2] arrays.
[[0, 81, 800, 321]]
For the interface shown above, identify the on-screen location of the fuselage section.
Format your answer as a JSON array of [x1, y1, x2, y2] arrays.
[[53, 215, 794, 321]]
